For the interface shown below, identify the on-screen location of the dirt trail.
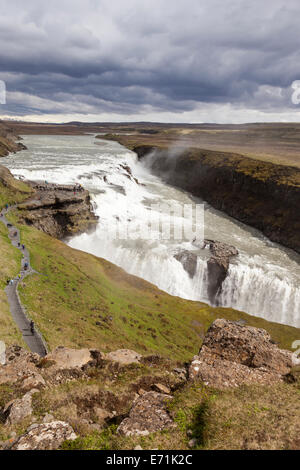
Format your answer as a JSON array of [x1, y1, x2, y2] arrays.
[[1, 206, 47, 356]]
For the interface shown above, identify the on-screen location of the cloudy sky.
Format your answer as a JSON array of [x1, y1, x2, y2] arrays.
[[1, 0, 300, 123]]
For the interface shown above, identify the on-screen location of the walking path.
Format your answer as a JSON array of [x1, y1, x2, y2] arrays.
[[1, 206, 47, 356]]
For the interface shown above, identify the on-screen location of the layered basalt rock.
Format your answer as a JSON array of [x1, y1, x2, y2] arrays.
[[17, 181, 98, 239], [0, 121, 27, 157], [174, 241, 238, 303], [10, 421, 77, 450], [133, 145, 300, 254], [174, 250, 198, 278], [189, 319, 293, 388], [117, 391, 174, 436], [204, 239, 238, 303]]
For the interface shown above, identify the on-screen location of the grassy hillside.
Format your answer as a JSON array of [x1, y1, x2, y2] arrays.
[[1, 173, 300, 451], [0, 180, 32, 347], [0, 167, 298, 358], [0, 165, 33, 207], [3, 210, 298, 359], [0, 223, 26, 347]]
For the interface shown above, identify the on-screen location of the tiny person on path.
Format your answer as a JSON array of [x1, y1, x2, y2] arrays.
[[30, 320, 34, 334]]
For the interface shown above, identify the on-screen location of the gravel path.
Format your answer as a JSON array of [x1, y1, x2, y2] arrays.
[[1, 206, 47, 356]]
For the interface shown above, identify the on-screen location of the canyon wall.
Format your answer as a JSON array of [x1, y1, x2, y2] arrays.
[[133, 145, 300, 254], [0, 121, 26, 157]]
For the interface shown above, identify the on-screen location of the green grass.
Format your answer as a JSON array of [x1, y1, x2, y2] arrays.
[[1, 352, 298, 450], [0, 218, 27, 347], [0, 178, 32, 347], [0, 172, 299, 357], [3, 211, 297, 358], [0, 169, 32, 208], [57, 378, 300, 450]]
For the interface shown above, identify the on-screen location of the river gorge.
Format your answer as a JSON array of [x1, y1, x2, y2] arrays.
[[2, 134, 300, 328]]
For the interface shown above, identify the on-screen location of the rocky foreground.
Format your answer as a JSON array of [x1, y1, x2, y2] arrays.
[[0, 319, 299, 450]]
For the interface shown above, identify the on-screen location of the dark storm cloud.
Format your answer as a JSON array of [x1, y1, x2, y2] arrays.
[[1, 0, 300, 118]]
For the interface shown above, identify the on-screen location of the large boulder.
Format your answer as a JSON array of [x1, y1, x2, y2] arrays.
[[0, 345, 40, 386], [189, 319, 293, 388], [117, 391, 174, 436], [20, 372, 46, 393], [105, 349, 141, 365], [4, 389, 37, 425], [10, 421, 77, 450], [44, 346, 98, 370]]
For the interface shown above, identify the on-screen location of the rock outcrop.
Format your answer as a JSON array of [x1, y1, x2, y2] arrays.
[[105, 349, 142, 365], [174, 240, 238, 302], [204, 240, 238, 303], [10, 421, 77, 450], [189, 319, 293, 388], [20, 372, 46, 392], [0, 345, 40, 386], [174, 251, 198, 278], [44, 346, 99, 370], [3, 389, 37, 425], [0, 122, 26, 157], [117, 391, 174, 436], [17, 181, 98, 239], [0, 337, 299, 450]]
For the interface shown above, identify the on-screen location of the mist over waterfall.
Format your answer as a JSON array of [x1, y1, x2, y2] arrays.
[[3, 134, 300, 328]]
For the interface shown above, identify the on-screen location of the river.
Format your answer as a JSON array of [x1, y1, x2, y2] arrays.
[[2, 134, 300, 327]]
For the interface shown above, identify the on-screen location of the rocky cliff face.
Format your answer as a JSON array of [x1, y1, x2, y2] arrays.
[[174, 240, 238, 303], [204, 240, 238, 303], [17, 181, 98, 239], [0, 122, 26, 157], [134, 145, 300, 254]]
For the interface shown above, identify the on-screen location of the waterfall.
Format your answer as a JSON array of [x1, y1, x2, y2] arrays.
[[218, 261, 300, 326], [3, 134, 300, 329]]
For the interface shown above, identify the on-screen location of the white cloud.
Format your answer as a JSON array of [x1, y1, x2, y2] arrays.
[[1, 0, 300, 121]]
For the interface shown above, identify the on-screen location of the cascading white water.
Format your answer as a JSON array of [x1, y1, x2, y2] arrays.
[[2, 134, 300, 328]]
